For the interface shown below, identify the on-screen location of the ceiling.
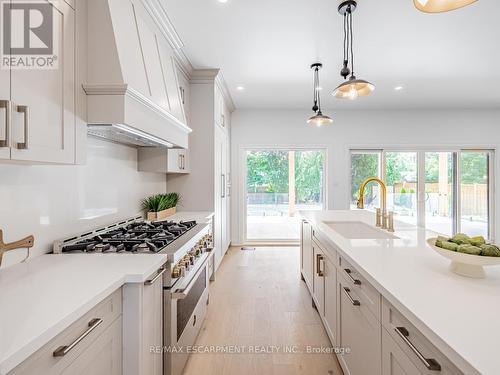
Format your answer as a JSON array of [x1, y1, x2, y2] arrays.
[[162, 0, 500, 110]]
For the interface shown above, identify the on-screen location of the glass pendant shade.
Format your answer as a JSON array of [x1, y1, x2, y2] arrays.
[[307, 111, 333, 127], [332, 77, 375, 100], [414, 0, 477, 13]]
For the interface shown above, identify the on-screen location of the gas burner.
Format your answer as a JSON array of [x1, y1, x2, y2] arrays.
[[60, 219, 198, 254]]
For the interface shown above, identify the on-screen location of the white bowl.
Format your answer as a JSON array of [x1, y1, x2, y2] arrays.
[[427, 238, 500, 278]]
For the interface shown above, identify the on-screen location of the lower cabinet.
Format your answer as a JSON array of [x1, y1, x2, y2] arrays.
[[312, 241, 325, 314], [323, 255, 337, 345], [338, 275, 381, 375], [60, 318, 122, 375], [301, 220, 313, 290], [382, 329, 421, 375], [9, 289, 122, 375]]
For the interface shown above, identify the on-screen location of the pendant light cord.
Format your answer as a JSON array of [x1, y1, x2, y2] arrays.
[[343, 13, 348, 63], [312, 66, 319, 112], [349, 10, 354, 77], [316, 67, 321, 111]]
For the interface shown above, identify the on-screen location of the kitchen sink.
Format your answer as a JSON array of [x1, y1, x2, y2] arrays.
[[323, 221, 399, 240]]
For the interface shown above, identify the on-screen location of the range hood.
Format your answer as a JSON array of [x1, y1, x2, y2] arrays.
[[84, 0, 191, 149]]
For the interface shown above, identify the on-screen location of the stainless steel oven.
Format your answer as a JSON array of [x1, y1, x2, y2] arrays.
[[163, 250, 211, 375]]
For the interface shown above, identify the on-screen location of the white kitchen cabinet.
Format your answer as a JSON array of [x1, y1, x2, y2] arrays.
[[312, 241, 325, 315], [338, 274, 381, 375], [323, 254, 337, 346], [167, 70, 232, 271], [137, 148, 189, 174], [141, 267, 164, 375], [177, 68, 190, 124], [8, 289, 122, 375], [60, 318, 122, 375], [1, 0, 76, 164], [300, 220, 313, 290], [382, 329, 421, 375]]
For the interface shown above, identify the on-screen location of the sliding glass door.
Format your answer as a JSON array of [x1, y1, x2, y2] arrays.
[[246, 149, 325, 242], [350, 149, 494, 239]]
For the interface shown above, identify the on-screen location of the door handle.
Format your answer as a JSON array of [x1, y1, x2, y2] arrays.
[[342, 287, 360, 306], [344, 268, 361, 285], [0, 100, 11, 147], [144, 267, 166, 285], [221, 174, 225, 198], [16, 105, 29, 149], [316, 254, 324, 277], [178, 154, 182, 170], [395, 327, 441, 371], [53, 318, 103, 357]]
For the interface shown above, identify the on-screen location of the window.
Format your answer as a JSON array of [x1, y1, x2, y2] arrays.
[[246, 149, 325, 241], [350, 149, 494, 239]]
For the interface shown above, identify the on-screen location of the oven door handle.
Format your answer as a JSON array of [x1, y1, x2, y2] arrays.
[[171, 254, 211, 300]]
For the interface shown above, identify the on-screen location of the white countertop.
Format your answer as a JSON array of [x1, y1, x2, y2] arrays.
[[299, 210, 500, 375], [166, 211, 214, 224], [0, 253, 168, 375]]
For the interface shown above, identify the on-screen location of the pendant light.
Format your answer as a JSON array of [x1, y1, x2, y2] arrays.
[[307, 63, 333, 126], [414, 0, 478, 13], [332, 1, 374, 100]]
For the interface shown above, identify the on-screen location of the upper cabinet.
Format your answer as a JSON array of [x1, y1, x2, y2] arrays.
[[214, 85, 230, 132], [177, 68, 190, 125], [0, 0, 77, 164]]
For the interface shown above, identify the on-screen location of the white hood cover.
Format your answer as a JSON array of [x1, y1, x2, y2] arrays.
[[83, 0, 191, 148]]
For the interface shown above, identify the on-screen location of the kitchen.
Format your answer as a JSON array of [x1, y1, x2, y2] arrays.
[[0, 0, 499, 375]]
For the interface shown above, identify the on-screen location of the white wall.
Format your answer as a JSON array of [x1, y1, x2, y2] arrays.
[[230, 109, 500, 245], [0, 137, 166, 267]]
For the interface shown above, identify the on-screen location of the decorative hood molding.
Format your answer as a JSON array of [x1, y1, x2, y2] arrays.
[[85, 0, 191, 148]]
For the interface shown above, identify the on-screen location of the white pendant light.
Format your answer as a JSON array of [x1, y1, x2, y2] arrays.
[[332, 1, 374, 100], [414, 0, 478, 13], [307, 63, 333, 126]]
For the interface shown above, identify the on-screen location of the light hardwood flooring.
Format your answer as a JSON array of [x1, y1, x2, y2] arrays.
[[182, 246, 344, 375]]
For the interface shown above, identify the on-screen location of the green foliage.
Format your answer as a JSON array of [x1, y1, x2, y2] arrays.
[[460, 152, 488, 184], [350, 153, 379, 202], [141, 193, 180, 212], [246, 150, 324, 204]]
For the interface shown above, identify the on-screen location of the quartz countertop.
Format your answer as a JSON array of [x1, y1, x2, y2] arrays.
[[166, 211, 214, 224], [299, 210, 500, 375], [0, 253, 168, 374]]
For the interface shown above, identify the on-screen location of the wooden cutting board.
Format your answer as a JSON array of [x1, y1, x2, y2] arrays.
[[0, 229, 35, 266]]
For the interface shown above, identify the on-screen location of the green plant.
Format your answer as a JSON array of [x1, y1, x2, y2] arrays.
[[141, 193, 180, 212]]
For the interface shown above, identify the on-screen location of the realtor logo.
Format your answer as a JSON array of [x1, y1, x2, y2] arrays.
[[1, 0, 58, 69]]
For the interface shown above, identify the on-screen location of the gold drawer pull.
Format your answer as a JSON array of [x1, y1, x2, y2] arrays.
[[53, 318, 103, 357], [395, 327, 441, 371]]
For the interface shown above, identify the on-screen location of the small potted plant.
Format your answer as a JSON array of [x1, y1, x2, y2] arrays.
[[141, 192, 180, 221]]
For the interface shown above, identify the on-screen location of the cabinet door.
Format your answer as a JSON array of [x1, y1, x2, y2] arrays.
[[10, 0, 75, 164], [214, 129, 224, 269], [221, 135, 228, 254], [177, 69, 190, 124], [312, 243, 325, 315], [301, 221, 313, 290], [142, 268, 164, 375], [60, 317, 122, 375], [324, 255, 337, 345], [338, 276, 381, 375], [167, 149, 189, 173], [382, 329, 421, 375]]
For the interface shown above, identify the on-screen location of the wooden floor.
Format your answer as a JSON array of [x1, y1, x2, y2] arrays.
[[183, 247, 344, 375]]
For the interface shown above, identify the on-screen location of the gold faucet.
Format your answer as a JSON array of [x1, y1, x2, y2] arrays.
[[357, 177, 389, 229]]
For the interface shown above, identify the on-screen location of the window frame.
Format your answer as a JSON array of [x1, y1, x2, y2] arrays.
[[349, 148, 495, 240]]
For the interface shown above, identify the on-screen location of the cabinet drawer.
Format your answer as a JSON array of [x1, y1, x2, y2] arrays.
[[9, 288, 122, 375], [339, 256, 381, 320], [382, 298, 463, 375]]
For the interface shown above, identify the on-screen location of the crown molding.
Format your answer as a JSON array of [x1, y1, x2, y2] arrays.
[[216, 72, 236, 112]]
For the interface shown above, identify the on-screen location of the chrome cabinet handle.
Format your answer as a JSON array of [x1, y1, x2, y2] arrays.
[[316, 254, 324, 277], [16, 105, 29, 149], [342, 287, 360, 306], [53, 318, 103, 357], [395, 327, 441, 371], [178, 154, 182, 170], [145, 267, 166, 285], [344, 268, 361, 285], [0, 100, 11, 147]]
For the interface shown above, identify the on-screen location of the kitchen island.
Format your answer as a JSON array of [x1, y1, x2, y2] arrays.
[[299, 210, 500, 375]]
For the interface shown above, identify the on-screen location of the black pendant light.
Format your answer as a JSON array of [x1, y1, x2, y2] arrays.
[[332, 1, 374, 100], [307, 63, 333, 126]]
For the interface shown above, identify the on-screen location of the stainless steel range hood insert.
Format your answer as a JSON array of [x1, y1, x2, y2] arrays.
[[88, 124, 174, 148]]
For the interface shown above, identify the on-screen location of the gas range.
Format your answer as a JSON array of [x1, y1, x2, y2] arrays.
[[53, 216, 200, 254]]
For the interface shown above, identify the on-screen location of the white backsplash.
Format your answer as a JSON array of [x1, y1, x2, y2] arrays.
[[0, 137, 166, 268]]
